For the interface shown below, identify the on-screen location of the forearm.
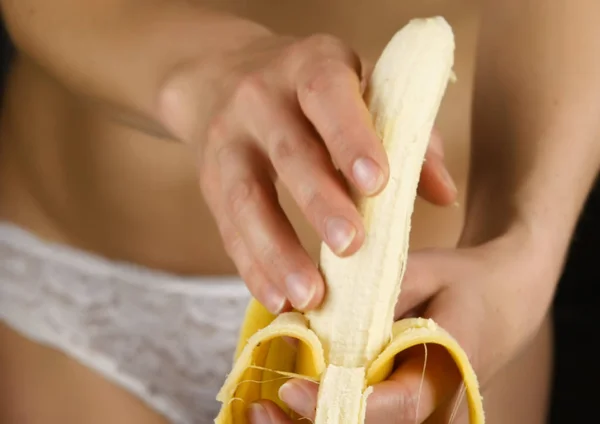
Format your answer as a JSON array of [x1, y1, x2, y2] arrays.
[[0, 0, 270, 139], [465, 0, 600, 251]]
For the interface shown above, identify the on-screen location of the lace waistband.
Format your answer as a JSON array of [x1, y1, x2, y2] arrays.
[[0, 223, 250, 424]]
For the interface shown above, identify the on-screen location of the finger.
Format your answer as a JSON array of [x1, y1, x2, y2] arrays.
[[217, 142, 325, 311], [365, 344, 462, 424], [409, 291, 484, 423], [394, 249, 448, 320], [225, 227, 290, 315], [389, 250, 484, 423], [278, 349, 462, 424], [248, 400, 294, 424], [198, 151, 290, 314], [242, 94, 366, 257], [360, 59, 374, 94], [278, 379, 319, 420], [425, 288, 483, 378], [393, 247, 478, 320], [417, 129, 457, 206], [404, 248, 482, 361], [294, 38, 389, 196]]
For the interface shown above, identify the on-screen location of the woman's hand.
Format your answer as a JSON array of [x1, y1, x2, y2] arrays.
[[170, 33, 457, 315], [246, 222, 562, 423], [4, 0, 457, 317]]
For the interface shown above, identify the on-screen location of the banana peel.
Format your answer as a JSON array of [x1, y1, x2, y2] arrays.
[[216, 300, 484, 423]]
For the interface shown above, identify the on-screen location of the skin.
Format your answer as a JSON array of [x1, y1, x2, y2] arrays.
[[0, 0, 595, 422], [260, 0, 600, 422]]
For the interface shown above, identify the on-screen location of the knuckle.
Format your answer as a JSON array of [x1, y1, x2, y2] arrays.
[[268, 132, 304, 165], [200, 116, 231, 182], [255, 240, 284, 270], [278, 37, 307, 67], [305, 33, 347, 55], [298, 185, 324, 222], [267, 126, 328, 169], [327, 124, 354, 157], [240, 262, 263, 287], [225, 177, 263, 220], [305, 33, 359, 70], [214, 140, 239, 169], [292, 34, 360, 98], [302, 60, 348, 95], [206, 115, 229, 145], [220, 225, 243, 260], [197, 155, 218, 202], [233, 73, 270, 105], [284, 34, 340, 65]]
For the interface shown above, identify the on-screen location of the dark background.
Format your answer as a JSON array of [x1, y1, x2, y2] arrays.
[[0, 17, 12, 100], [0, 16, 596, 424], [551, 181, 600, 423]]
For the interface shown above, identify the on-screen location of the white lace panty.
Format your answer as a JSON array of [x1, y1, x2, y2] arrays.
[[0, 223, 251, 424]]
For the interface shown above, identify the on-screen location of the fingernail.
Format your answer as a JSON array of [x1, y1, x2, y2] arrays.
[[279, 380, 314, 417], [263, 284, 287, 315], [325, 216, 356, 254], [438, 165, 457, 194], [285, 273, 315, 310], [247, 403, 271, 424], [352, 157, 384, 195]]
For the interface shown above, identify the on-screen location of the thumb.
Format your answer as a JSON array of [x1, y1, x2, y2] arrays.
[[364, 344, 462, 424], [277, 379, 319, 420], [395, 247, 472, 320], [278, 336, 473, 424], [279, 248, 480, 422]]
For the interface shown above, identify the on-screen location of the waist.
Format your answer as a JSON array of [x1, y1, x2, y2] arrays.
[[0, 169, 243, 276], [0, 222, 250, 423], [0, 145, 320, 276], [0, 56, 321, 275], [0, 50, 468, 277]]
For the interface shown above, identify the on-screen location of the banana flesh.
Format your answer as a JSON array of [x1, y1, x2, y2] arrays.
[[215, 17, 485, 424]]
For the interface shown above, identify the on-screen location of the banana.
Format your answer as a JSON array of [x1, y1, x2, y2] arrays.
[[215, 17, 485, 424]]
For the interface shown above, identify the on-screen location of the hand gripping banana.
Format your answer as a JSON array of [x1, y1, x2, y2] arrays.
[[215, 17, 485, 424]]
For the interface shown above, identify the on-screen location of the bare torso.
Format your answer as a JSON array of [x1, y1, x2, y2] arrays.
[[0, 1, 551, 423], [0, 0, 480, 275]]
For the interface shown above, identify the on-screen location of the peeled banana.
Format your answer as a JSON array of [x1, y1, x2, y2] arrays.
[[215, 17, 485, 424]]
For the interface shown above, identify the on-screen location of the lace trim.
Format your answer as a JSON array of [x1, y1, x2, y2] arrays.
[[0, 223, 250, 424]]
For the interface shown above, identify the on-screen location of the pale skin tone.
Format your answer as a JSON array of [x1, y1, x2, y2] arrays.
[[0, 0, 597, 423], [266, 1, 600, 422]]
